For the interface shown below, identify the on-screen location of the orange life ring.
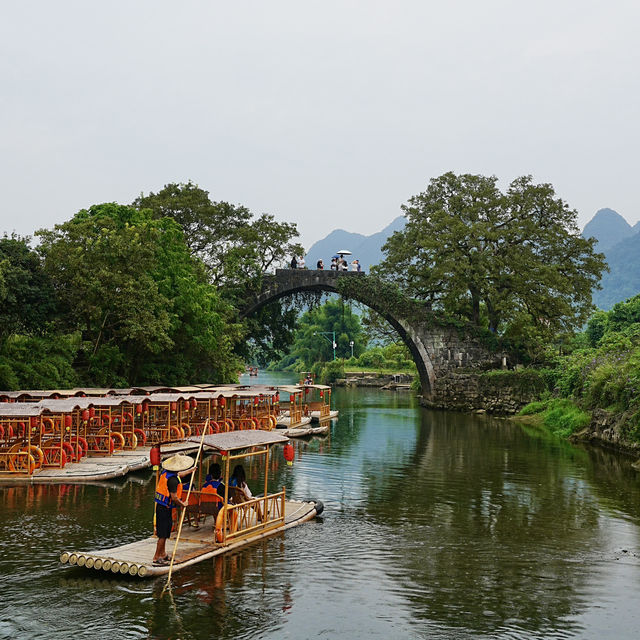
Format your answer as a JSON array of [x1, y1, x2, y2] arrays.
[[180, 423, 191, 438], [77, 437, 89, 456], [215, 506, 238, 543], [110, 431, 126, 450], [169, 425, 182, 440], [9, 451, 36, 474], [250, 417, 259, 429], [62, 442, 75, 462], [269, 415, 277, 429], [41, 417, 55, 435], [134, 428, 146, 445], [124, 412, 134, 424], [225, 418, 234, 432], [28, 445, 44, 469]]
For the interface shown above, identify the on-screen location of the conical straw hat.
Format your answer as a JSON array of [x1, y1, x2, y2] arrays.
[[162, 454, 195, 472]]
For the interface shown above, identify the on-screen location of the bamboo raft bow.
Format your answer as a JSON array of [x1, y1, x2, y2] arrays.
[[161, 418, 210, 597]]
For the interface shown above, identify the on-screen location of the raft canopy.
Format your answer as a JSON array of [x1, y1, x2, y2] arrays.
[[0, 404, 44, 417], [188, 429, 288, 452]]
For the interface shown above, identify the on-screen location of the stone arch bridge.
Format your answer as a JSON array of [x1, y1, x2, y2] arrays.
[[241, 269, 499, 397]]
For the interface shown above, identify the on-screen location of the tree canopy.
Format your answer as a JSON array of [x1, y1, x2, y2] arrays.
[[133, 181, 303, 293], [134, 181, 304, 362], [377, 172, 607, 355], [36, 202, 241, 386], [274, 299, 367, 371]]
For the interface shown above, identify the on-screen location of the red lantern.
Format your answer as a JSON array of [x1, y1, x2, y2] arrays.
[[219, 397, 226, 407], [274, 393, 280, 403], [88, 407, 95, 418], [170, 402, 177, 413], [30, 417, 38, 428], [150, 445, 161, 467], [283, 442, 295, 466], [81, 409, 90, 422], [319, 391, 324, 399], [253, 397, 259, 406], [135, 404, 142, 415], [212, 398, 218, 407], [191, 398, 198, 409], [64, 415, 72, 428], [304, 387, 309, 395], [184, 401, 190, 412], [143, 400, 149, 414]]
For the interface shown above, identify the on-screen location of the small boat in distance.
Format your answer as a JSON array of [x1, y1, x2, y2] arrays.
[[59, 430, 323, 578]]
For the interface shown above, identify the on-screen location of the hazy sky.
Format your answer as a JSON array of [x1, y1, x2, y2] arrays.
[[1, 1, 639, 250]]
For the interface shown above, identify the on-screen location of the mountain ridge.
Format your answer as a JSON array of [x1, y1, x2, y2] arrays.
[[303, 207, 640, 311]]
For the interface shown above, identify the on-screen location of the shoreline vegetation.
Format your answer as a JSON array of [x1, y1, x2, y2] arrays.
[[511, 293, 640, 464]]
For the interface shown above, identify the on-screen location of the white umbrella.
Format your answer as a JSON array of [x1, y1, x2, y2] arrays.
[[336, 249, 352, 256]]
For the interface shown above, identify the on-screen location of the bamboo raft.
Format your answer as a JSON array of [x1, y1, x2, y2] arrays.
[[59, 430, 324, 578], [59, 499, 320, 578]]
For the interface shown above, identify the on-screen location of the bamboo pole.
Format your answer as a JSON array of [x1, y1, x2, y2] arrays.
[[161, 417, 209, 597]]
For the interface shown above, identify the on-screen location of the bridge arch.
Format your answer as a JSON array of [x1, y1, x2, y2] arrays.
[[241, 269, 437, 395]]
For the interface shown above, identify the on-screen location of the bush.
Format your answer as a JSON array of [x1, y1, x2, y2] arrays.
[[317, 360, 345, 384]]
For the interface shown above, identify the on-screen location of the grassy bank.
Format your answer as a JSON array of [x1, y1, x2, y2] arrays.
[[517, 398, 591, 438]]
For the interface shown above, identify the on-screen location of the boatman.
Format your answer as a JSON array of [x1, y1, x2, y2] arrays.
[[152, 453, 194, 566]]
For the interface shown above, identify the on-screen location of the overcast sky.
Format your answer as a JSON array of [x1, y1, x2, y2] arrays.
[[1, 1, 639, 250]]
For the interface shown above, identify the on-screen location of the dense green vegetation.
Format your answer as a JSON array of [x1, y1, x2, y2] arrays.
[[0, 182, 303, 389], [376, 172, 607, 361], [520, 294, 640, 442]]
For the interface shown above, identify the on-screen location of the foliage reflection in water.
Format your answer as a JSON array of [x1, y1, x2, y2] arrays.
[[1, 375, 640, 639]]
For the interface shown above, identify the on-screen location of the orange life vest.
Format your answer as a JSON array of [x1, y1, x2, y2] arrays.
[[201, 481, 223, 504], [154, 470, 183, 508]]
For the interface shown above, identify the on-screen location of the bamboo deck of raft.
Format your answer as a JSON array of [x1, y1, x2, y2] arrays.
[[60, 499, 319, 578]]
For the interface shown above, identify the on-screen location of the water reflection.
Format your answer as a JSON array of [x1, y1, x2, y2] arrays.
[[359, 410, 604, 636], [1, 382, 640, 639]]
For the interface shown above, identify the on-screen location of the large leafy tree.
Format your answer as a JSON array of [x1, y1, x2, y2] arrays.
[[133, 181, 303, 291], [134, 181, 304, 360], [378, 173, 607, 352], [0, 235, 58, 339], [37, 203, 241, 385], [278, 299, 367, 370]]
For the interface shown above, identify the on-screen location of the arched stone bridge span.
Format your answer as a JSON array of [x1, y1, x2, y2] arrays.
[[241, 269, 498, 396]]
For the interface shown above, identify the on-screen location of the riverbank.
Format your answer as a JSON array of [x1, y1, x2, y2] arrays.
[[334, 371, 414, 390]]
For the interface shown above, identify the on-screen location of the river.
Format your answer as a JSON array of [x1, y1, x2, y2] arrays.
[[1, 371, 640, 639]]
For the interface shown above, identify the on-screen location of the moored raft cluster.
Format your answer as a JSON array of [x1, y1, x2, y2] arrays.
[[0, 382, 337, 480]]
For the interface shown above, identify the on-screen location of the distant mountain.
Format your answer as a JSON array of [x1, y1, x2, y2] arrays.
[[582, 208, 633, 254], [581, 208, 640, 309], [593, 230, 640, 310], [305, 216, 405, 272]]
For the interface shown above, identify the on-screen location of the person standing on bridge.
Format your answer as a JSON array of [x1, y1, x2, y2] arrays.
[[317, 259, 324, 269], [290, 256, 297, 269], [330, 257, 338, 270]]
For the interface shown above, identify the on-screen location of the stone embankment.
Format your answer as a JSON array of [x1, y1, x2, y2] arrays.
[[571, 409, 640, 462], [335, 372, 414, 390], [421, 370, 543, 415]]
